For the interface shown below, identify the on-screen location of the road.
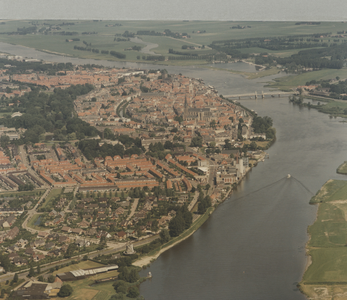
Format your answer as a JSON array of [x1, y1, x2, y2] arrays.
[[22, 187, 52, 234], [126, 198, 139, 221]]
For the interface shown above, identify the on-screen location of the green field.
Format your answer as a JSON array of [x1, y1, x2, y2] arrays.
[[0, 189, 45, 198], [300, 179, 347, 298], [51, 261, 119, 300], [337, 162, 347, 175], [27, 213, 46, 231], [269, 68, 347, 90], [309, 180, 347, 204], [40, 188, 62, 210], [2, 20, 347, 65]]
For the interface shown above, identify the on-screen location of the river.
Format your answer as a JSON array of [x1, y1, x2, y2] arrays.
[[1, 42, 346, 299]]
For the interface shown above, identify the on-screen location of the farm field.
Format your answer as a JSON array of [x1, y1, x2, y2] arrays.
[[1, 20, 347, 66], [300, 179, 347, 299]]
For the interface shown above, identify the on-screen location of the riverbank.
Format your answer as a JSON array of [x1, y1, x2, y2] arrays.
[[299, 179, 347, 299], [133, 206, 215, 268]]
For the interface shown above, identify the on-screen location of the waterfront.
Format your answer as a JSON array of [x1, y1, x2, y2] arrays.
[[1, 42, 347, 299]]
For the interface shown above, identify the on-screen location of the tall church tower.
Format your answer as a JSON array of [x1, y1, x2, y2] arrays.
[[183, 96, 188, 120]]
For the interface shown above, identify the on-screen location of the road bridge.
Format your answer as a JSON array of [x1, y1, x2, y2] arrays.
[[224, 91, 298, 100]]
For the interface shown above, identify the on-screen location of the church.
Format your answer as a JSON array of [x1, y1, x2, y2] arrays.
[[183, 96, 213, 122]]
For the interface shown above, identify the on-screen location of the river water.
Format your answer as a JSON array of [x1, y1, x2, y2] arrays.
[[1, 42, 347, 299]]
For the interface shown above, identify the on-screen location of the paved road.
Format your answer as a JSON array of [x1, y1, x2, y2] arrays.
[[22, 188, 52, 234]]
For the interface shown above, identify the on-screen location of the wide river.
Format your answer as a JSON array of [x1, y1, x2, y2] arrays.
[[2, 43, 347, 299]]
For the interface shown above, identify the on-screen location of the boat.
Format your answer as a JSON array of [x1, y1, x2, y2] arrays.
[[287, 174, 291, 178]]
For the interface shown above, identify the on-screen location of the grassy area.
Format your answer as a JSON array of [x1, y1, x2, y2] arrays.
[[26, 213, 46, 231], [40, 188, 62, 210], [52, 261, 104, 275], [269, 68, 347, 90], [49, 260, 142, 300], [2, 20, 347, 66], [0, 189, 45, 198], [337, 162, 347, 175], [309, 180, 347, 204], [300, 179, 347, 298]]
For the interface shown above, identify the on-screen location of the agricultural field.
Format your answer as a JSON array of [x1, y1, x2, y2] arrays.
[[1, 20, 347, 66], [300, 179, 347, 299]]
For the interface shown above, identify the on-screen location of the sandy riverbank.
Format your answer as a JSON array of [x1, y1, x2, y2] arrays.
[[132, 218, 201, 268], [133, 187, 235, 268]]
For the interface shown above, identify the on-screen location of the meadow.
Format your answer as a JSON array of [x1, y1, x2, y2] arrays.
[[300, 179, 347, 298], [1, 20, 347, 67]]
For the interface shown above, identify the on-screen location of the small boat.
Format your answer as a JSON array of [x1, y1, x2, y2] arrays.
[[148, 272, 152, 278], [287, 174, 291, 178]]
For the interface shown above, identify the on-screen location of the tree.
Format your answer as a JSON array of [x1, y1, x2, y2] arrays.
[[159, 229, 170, 243], [0, 289, 4, 299], [58, 284, 73, 297], [168, 213, 185, 237], [13, 273, 18, 283], [127, 286, 140, 298], [114, 280, 127, 294], [151, 219, 159, 232], [28, 266, 35, 278], [48, 275, 56, 283], [64, 243, 77, 258], [37, 264, 41, 274]]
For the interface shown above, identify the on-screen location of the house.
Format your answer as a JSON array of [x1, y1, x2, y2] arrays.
[[61, 226, 71, 233], [58, 236, 70, 243], [8, 252, 19, 261], [45, 242, 55, 250], [34, 239, 46, 248], [33, 253, 45, 262], [47, 233, 59, 241], [75, 239, 90, 248], [16, 239, 28, 248], [78, 220, 90, 228], [86, 228, 97, 236], [48, 249, 61, 257], [13, 257, 28, 266], [6, 226, 19, 240], [38, 231, 50, 239], [25, 247, 36, 256], [7, 245, 19, 253], [115, 207, 125, 215], [116, 231, 127, 240], [71, 228, 83, 235]]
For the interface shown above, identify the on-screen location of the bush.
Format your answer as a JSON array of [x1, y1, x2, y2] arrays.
[[58, 284, 73, 297], [127, 286, 139, 298]]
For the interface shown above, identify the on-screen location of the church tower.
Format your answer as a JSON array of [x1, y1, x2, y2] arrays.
[[183, 95, 188, 120]]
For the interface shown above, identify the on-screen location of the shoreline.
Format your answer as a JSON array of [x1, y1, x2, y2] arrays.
[[132, 161, 259, 269]]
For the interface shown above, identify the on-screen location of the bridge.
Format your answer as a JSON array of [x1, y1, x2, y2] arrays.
[[224, 91, 298, 100]]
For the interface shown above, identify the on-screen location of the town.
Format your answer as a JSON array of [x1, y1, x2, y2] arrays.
[[0, 55, 273, 299]]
